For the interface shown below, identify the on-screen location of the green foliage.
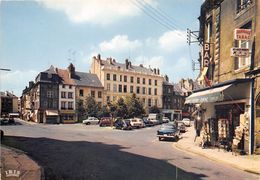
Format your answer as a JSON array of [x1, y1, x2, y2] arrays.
[[125, 94, 145, 118], [97, 105, 110, 118], [85, 96, 99, 118], [114, 98, 128, 118], [76, 99, 86, 122], [149, 105, 160, 114]]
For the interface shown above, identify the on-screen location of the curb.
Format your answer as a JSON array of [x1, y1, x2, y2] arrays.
[[173, 143, 260, 175]]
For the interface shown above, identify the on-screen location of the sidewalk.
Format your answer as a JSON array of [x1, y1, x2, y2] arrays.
[[1, 145, 43, 180], [174, 124, 260, 175]]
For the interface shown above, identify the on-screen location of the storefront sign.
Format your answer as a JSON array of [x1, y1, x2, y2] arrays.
[[230, 47, 250, 57], [234, 29, 251, 40], [203, 43, 210, 67]]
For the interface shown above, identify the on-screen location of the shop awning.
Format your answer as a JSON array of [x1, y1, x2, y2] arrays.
[[46, 110, 59, 116], [185, 84, 232, 104]]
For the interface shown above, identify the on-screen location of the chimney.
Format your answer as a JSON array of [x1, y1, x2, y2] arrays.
[[97, 54, 101, 60], [67, 63, 75, 79], [153, 68, 157, 74], [29, 81, 34, 88], [140, 64, 143, 67], [109, 58, 113, 64], [125, 59, 129, 69], [113, 59, 116, 63], [165, 75, 169, 82], [157, 68, 160, 75], [129, 61, 132, 68]]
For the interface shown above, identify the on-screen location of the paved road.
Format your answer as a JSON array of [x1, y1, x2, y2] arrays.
[[1, 119, 258, 180]]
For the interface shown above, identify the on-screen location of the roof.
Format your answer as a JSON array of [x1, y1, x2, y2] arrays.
[[56, 69, 75, 85], [35, 65, 61, 83], [100, 59, 160, 76], [0, 91, 17, 98], [163, 81, 174, 86], [73, 71, 103, 88], [173, 83, 183, 96]]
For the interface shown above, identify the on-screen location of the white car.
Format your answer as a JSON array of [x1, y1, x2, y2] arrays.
[[182, 118, 191, 127], [162, 117, 170, 123], [82, 117, 99, 125], [129, 118, 145, 128]]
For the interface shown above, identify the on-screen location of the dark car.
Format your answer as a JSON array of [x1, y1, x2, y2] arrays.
[[99, 117, 113, 127], [157, 123, 180, 141], [0, 118, 9, 125], [114, 119, 132, 130], [177, 121, 186, 133]]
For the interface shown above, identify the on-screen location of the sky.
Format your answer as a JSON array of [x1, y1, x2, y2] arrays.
[[0, 0, 202, 96]]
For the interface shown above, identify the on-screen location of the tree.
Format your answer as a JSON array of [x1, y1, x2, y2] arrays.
[[149, 105, 160, 114], [125, 94, 145, 118], [85, 96, 99, 118], [76, 99, 86, 122], [97, 105, 110, 119], [114, 98, 128, 118]]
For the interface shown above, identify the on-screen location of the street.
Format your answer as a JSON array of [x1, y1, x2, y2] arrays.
[[1, 120, 258, 180]]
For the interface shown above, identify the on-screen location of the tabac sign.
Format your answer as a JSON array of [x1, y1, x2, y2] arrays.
[[234, 28, 251, 40], [203, 43, 210, 67], [230, 47, 250, 57]]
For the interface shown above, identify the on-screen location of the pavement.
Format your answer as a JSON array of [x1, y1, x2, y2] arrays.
[[174, 123, 260, 175], [1, 145, 43, 180]]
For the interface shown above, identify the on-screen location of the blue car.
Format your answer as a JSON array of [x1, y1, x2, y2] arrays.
[[157, 123, 180, 141]]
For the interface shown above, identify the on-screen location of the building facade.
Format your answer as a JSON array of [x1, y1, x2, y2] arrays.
[[91, 54, 164, 112], [187, 0, 259, 154], [0, 91, 18, 117]]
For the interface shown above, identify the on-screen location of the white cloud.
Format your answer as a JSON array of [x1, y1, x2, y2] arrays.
[[0, 70, 38, 96], [99, 35, 142, 52], [38, 0, 157, 25], [158, 30, 186, 52], [134, 55, 164, 69]]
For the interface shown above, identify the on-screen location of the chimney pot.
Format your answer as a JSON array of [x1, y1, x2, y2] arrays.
[[97, 54, 101, 60]]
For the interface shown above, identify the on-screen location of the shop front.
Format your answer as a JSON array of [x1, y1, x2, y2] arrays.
[[186, 79, 254, 154], [60, 110, 76, 124]]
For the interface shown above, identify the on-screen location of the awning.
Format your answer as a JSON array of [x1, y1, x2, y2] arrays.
[[46, 110, 59, 116], [185, 84, 232, 104], [197, 67, 208, 81]]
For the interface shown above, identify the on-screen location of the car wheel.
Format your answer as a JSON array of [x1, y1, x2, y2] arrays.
[[86, 122, 90, 125], [159, 137, 162, 141]]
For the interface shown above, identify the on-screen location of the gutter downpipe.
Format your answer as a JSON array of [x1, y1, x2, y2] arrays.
[[250, 78, 255, 155]]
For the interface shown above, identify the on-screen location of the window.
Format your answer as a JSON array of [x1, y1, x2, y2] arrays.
[[137, 77, 140, 84], [106, 73, 110, 80], [168, 87, 171, 93], [130, 86, 134, 93], [154, 88, 157, 95], [149, 79, 152, 85], [91, 91, 95, 98], [62, 84, 65, 88], [123, 85, 127, 93], [148, 99, 152, 107], [143, 78, 145, 84], [155, 99, 158, 106], [61, 101, 66, 109], [118, 85, 122, 92], [154, 80, 157, 86], [237, 0, 252, 14], [130, 76, 134, 83], [142, 87, 146, 94], [68, 102, 73, 109], [113, 84, 117, 92], [106, 96, 110, 102], [68, 92, 73, 99], [124, 75, 127, 82], [143, 98, 146, 104], [47, 91, 53, 98], [79, 89, 84, 97], [107, 83, 111, 91], [113, 74, 117, 81], [136, 86, 140, 94], [98, 91, 102, 98], [148, 88, 152, 95], [206, 18, 212, 42], [69, 85, 72, 89], [120, 75, 122, 82], [61, 91, 66, 98]]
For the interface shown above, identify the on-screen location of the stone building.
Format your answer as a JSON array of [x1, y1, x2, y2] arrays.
[[187, 0, 259, 154], [91, 54, 164, 112], [0, 91, 18, 117]]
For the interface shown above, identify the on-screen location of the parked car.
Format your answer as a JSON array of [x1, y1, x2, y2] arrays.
[[99, 117, 112, 127], [114, 119, 132, 130], [157, 123, 180, 141], [129, 118, 145, 128], [177, 121, 186, 133], [148, 113, 160, 125], [182, 118, 191, 127], [0, 118, 15, 125], [82, 117, 99, 125], [162, 117, 170, 123], [143, 117, 154, 127]]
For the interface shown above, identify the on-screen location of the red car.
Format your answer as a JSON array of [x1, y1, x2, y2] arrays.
[[99, 117, 113, 127]]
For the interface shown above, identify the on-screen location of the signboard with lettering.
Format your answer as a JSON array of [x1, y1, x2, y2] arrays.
[[230, 47, 250, 57], [203, 43, 210, 67], [234, 29, 251, 41]]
